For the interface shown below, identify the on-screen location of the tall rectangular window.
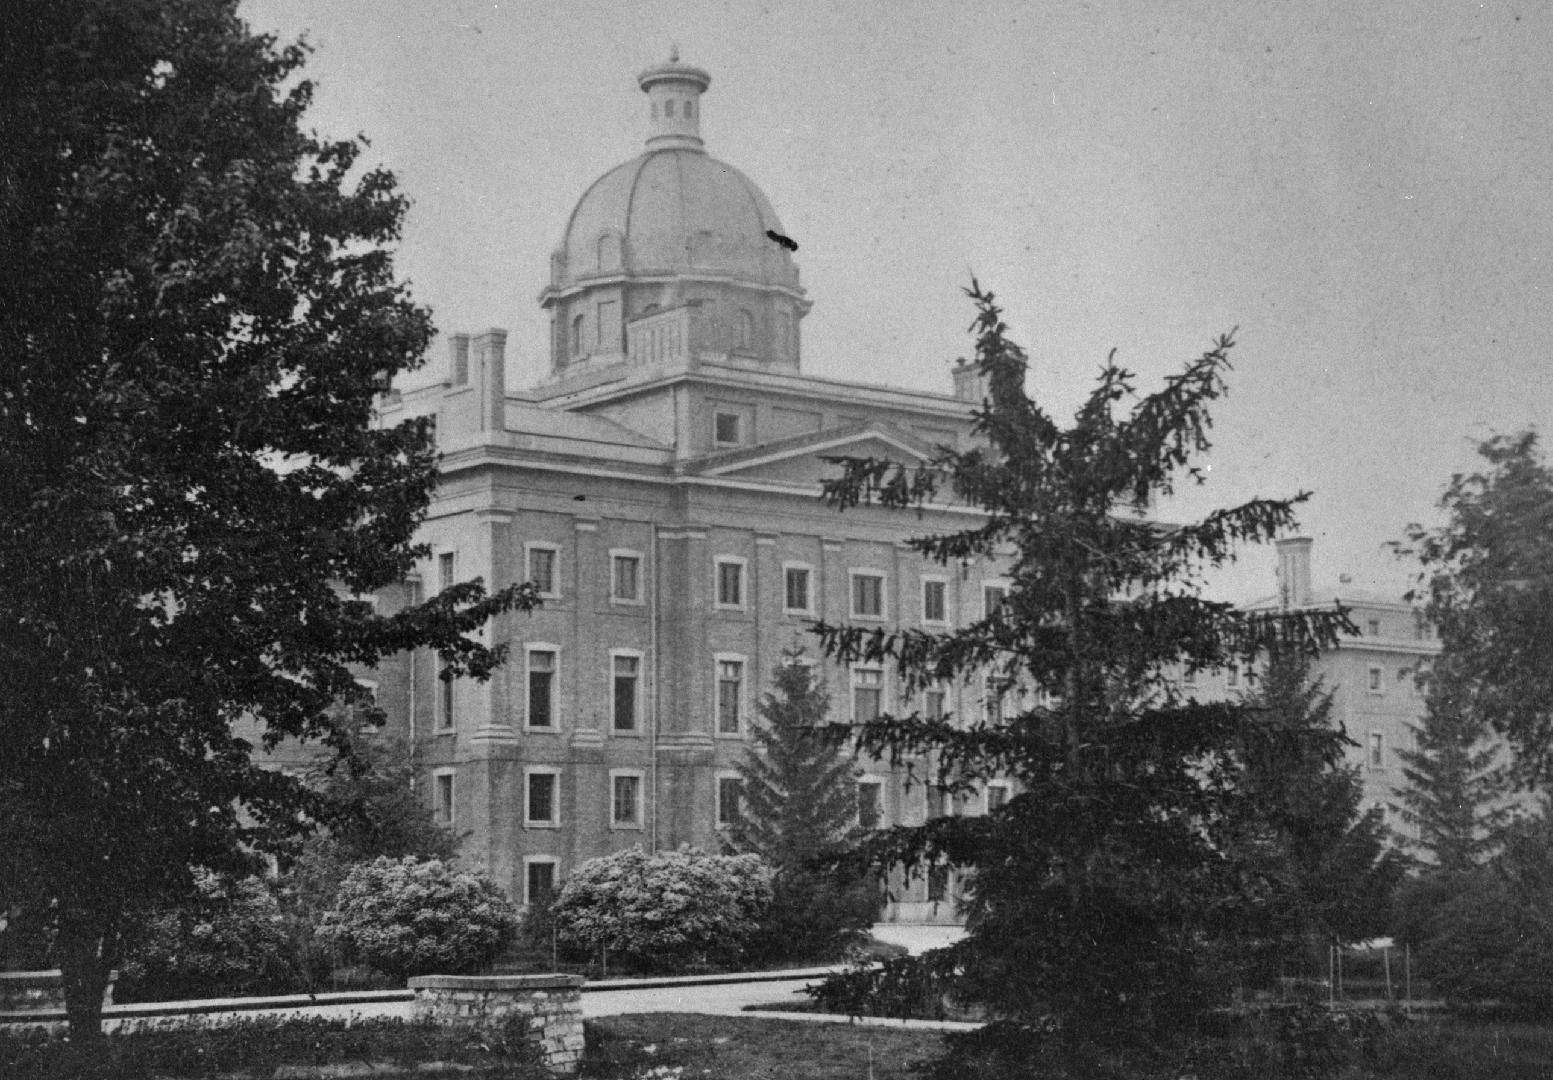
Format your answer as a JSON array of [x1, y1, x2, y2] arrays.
[[984, 674, 1006, 725], [611, 773, 642, 828], [437, 552, 456, 593], [527, 649, 557, 728], [924, 686, 947, 722], [612, 654, 639, 732], [921, 578, 947, 624], [715, 559, 745, 608], [527, 546, 558, 596], [851, 572, 885, 619], [1369, 732, 1385, 769], [783, 565, 812, 614], [983, 583, 1008, 619], [526, 770, 558, 825], [716, 658, 744, 735], [434, 770, 454, 827], [857, 779, 883, 829], [612, 553, 641, 603], [436, 663, 455, 730], [987, 782, 1010, 812], [927, 865, 949, 903], [853, 667, 883, 723], [716, 774, 744, 827], [1368, 666, 1383, 692], [1226, 667, 1240, 689], [1367, 618, 1381, 637], [525, 860, 557, 906]]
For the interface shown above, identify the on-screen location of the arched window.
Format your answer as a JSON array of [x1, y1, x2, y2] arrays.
[[684, 99, 694, 119], [737, 309, 756, 351], [664, 100, 675, 119], [571, 313, 584, 358], [597, 233, 621, 272]]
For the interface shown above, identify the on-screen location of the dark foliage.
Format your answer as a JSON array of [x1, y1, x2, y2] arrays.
[[0, 0, 535, 1036], [1397, 431, 1553, 787], [725, 654, 881, 963], [810, 284, 1350, 1047]]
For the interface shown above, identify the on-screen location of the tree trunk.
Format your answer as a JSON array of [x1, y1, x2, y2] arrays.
[[56, 907, 117, 1042]]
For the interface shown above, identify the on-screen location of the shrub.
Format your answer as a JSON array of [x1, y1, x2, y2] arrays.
[[316, 857, 518, 982], [117, 870, 298, 1002], [552, 846, 772, 973]]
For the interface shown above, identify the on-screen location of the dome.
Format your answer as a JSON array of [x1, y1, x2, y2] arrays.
[[557, 149, 799, 289]]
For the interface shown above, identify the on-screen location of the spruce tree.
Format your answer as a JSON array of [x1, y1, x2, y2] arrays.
[[812, 284, 1349, 1048], [727, 652, 878, 962]]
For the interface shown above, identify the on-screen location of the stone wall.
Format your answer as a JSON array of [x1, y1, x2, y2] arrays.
[[407, 974, 584, 1077], [0, 970, 115, 1013]]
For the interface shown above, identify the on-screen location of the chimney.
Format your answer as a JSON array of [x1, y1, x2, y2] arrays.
[[1276, 537, 1314, 609], [471, 328, 506, 432], [448, 333, 470, 385], [952, 357, 987, 403]]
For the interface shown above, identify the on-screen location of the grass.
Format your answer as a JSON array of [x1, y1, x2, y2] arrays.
[[583, 1013, 946, 1079]]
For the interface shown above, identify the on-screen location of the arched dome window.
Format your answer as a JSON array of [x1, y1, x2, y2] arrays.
[[737, 309, 756, 351], [571, 313, 584, 358]]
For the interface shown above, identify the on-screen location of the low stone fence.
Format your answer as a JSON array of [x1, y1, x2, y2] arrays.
[[0, 970, 115, 1013], [407, 973, 585, 1077]]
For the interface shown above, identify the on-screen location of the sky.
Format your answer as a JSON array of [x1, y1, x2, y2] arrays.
[[240, 0, 1552, 603]]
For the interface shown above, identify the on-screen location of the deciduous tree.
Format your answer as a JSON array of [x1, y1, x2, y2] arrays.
[[812, 285, 1348, 1048], [0, 0, 533, 1036]]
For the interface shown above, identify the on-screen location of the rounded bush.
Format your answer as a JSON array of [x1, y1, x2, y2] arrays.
[[552, 846, 772, 973], [317, 857, 518, 982]]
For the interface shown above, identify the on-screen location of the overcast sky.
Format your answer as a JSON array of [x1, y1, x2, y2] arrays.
[[240, 0, 1552, 603]]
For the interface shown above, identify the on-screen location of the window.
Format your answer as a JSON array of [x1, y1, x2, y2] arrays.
[[596, 300, 618, 349], [611, 552, 642, 603], [857, 779, 884, 829], [524, 858, 558, 906], [434, 769, 455, 827], [714, 558, 746, 609], [1368, 666, 1383, 693], [783, 564, 812, 614], [983, 581, 1009, 619], [526, 544, 559, 597], [921, 577, 948, 624], [927, 864, 949, 903], [853, 666, 883, 723], [611, 653, 640, 732], [1226, 667, 1240, 689], [611, 771, 643, 828], [437, 552, 456, 593], [435, 662, 455, 730], [1182, 667, 1197, 687], [716, 657, 745, 735], [737, 309, 755, 350], [1367, 618, 1381, 637], [664, 99, 675, 119], [527, 647, 557, 728], [570, 313, 584, 357], [984, 673, 1006, 724], [987, 782, 1010, 812], [713, 411, 742, 445], [924, 686, 947, 722], [716, 773, 744, 828], [1368, 732, 1385, 769], [851, 571, 885, 619], [525, 769, 559, 826]]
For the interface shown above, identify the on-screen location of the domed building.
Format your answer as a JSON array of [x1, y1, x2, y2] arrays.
[[371, 58, 1004, 920]]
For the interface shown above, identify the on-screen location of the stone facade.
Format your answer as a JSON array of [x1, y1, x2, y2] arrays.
[[408, 974, 585, 1076]]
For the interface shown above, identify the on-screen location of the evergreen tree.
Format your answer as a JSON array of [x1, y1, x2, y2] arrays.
[[1397, 659, 1519, 872], [727, 652, 879, 962], [1228, 648, 1404, 979], [812, 284, 1349, 1048], [0, 1, 534, 1036]]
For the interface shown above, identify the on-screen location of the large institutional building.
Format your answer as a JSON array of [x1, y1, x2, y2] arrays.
[[369, 56, 998, 920], [365, 58, 1439, 914]]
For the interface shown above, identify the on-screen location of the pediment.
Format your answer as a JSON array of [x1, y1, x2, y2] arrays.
[[694, 425, 934, 486]]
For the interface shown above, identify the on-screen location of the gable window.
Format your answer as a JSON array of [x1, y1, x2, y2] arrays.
[[783, 564, 812, 614], [716, 656, 745, 735], [857, 779, 884, 830], [525, 768, 559, 826], [851, 571, 885, 619], [611, 653, 640, 733], [713, 411, 742, 446], [526, 544, 559, 597], [716, 772, 744, 828], [921, 577, 948, 624], [853, 666, 884, 723], [715, 557, 746, 609], [527, 647, 558, 728], [610, 771, 643, 828], [611, 552, 642, 603]]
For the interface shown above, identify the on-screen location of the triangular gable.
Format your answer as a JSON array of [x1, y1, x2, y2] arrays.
[[695, 425, 934, 486]]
